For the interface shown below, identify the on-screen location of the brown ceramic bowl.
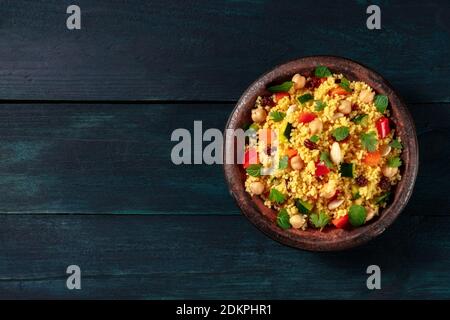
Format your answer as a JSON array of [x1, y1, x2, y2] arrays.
[[223, 56, 419, 251]]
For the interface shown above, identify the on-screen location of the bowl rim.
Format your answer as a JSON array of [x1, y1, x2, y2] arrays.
[[223, 55, 419, 251]]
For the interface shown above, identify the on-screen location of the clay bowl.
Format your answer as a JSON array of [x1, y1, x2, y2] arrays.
[[223, 56, 419, 251]]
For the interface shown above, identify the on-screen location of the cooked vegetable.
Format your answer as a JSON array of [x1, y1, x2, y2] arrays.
[[295, 198, 313, 214], [274, 92, 290, 102], [298, 112, 316, 123], [376, 117, 390, 138], [315, 161, 330, 176], [349, 205, 366, 227], [243, 148, 259, 169], [352, 114, 369, 126], [270, 111, 285, 122], [340, 162, 355, 178], [332, 214, 349, 228], [363, 150, 381, 166]]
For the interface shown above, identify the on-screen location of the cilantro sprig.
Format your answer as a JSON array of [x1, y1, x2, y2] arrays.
[[246, 164, 262, 177], [320, 152, 334, 169], [270, 111, 286, 122], [314, 66, 332, 78], [310, 211, 330, 229], [269, 188, 286, 204], [339, 77, 352, 92], [332, 126, 350, 141], [360, 131, 378, 152], [298, 93, 314, 104], [278, 155, 289, 170], [387, 156, 402, 168], [314, 100, 327, 111], [374, 95, 389, 113]]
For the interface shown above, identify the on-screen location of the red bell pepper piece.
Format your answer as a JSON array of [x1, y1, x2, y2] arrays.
[[274, 92, 290, 102], [315, 161, 330, 176], [243, 148, 259, 169], [298, 112, 317, 124], [332, 214, 349, 229], [376, 117, 390, 138]]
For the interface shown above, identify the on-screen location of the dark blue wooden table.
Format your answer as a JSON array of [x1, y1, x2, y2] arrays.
[[0, 0, 449, 299]]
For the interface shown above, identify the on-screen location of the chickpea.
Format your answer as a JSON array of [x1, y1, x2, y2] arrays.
[[292, 73, 306, 89], [250, 181, 265, 195], [320, 182, 336, 199], [382, 165, 398, 178], [251, 107, 267, 123], [338, 100, 352, 114], [290, 215, 306, 229], [359, 89, 375, 104], [290, 155, 304, 171], [309, 118, 323, 135]]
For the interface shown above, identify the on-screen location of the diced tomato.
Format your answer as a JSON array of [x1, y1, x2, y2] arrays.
[[243, 148, 259, 169], [329, 87, 350, 96], [286, 148, 298, 158], [298, 112, 317, 124], [332, 214, 349, 229], [376, 117, 391, 139], [258, 128, 275, 145], [363, 151, 381, 166], [274, 92, 290, 102], [315, 161, 330, 176]]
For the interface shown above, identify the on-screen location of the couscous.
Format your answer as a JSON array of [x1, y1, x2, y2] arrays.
[[243, 65, 403, 231]]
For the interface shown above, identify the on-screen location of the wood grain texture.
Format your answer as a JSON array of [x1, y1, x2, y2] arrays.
[[0, 0, 449, 102], [0, 103, 447, 215], [0, 214, 449, 299]]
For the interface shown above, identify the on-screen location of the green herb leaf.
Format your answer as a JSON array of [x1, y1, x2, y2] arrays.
[[310, 211, 330, 229], [278, 155, 289, 170], [310, 135, 320, 143], [348, 205, 367, 227], [387, 156, 402, 168], [332, 126, 350, 141], [374, 95, 389, 113], [277, 208, 291, 229], [283, 122, 293, 141], [320, 152, 334, 169], [270, 111, 286, 122], [374, 192, 391, 204], [360, 131, 378, 152], [268, 81, 293, 93], [314, 100, 327, 111], [269, 188, 286, 204], [298, 93, 314, 104], [352, 114, 368, 126], [314, 66, 332, 78], [389, 139, 403, 149], [339, 77, 352, 92], [246, 164, 262, 177]]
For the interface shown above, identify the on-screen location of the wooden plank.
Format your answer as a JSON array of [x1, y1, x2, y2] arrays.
[[0, 214, 449, 299], [0, 0, 449, 102], [0, 103, 447, 215]]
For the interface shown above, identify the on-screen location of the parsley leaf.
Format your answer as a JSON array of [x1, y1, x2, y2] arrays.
[[387, 156, 402, 168], [389, 139, 403, 149], [268, 81, 293, 93], [320, 152, 334, 169], [246, 164, 262, 177], [310, 211, 330, 229], [374, 95, 388, 113], [298, 93, 314, 104], [278, 155, 289, 170], [310, 135, 320, 143], [277, 209, 291, 229], [314, 66, 332, 78], [332, 126, 350, 141], [270, 111, 286, 122], [314, 100, 327, 111], [360, 131, 378, 152], [349, 205, 366, 227], [269, 188, 286, 204], [339, 77, 352, 92]]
